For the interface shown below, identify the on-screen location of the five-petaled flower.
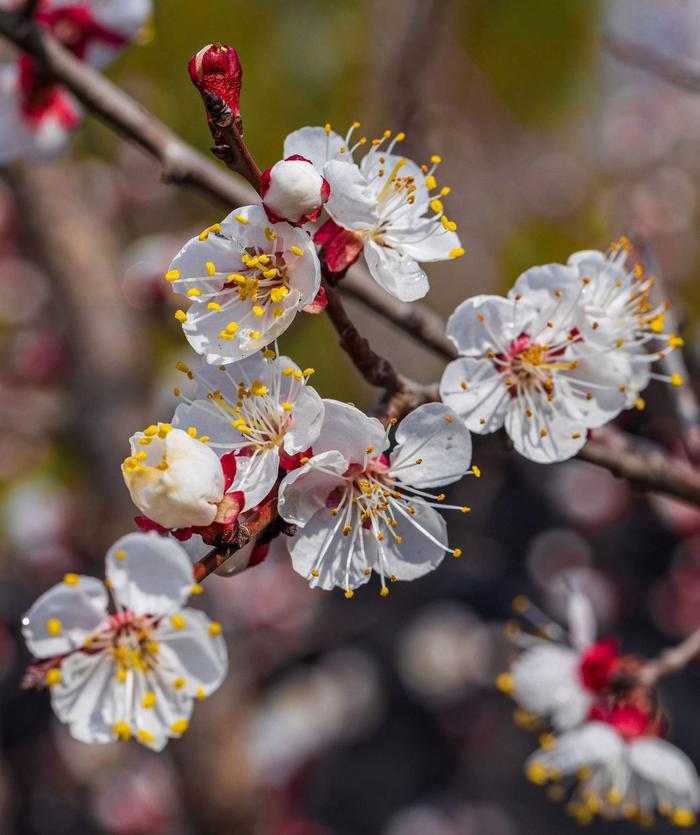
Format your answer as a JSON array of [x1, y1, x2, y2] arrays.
[[525, 703, 700, 827], [21, 532, 228, 751], [500, 592, 620, 731], [171, 351, 325, 510], [283, 123, 463, 300], [278, 401, 475, 596], [439, 265, 628, 463], [567, 239, 685, 407], [166, 205, 321, 364], [0, 0, 151, 163], [122, 423, 241, 540]]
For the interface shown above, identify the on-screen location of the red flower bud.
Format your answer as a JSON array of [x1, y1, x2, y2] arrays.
[[188, 43, 242, 121]]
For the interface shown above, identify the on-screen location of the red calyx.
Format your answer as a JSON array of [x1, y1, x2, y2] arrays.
[[188, 43, 242, 122], [579, 638, 620, 691], [314, 218, 364, 274], [279, 447, 313, 472], [302, 286, 327, 315], [588, 701, 663, 741], [17, 55, 81, 128]]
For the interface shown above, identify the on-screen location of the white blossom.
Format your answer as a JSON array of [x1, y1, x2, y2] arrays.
[[440, 265, 628, 463], [21, 532, 227, 751], [502, 592, 619, 731], [567, 240, 685, 406], [285, 124, 463, 301], [171, 352, 324, 510], [166, 205, 321, 365], [278, 400, 474, 596], [526, 718, 700, 827], [261, 156, 330, 226]]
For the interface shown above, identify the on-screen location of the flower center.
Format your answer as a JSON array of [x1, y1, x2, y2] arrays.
[[99, 613, 160, 674]]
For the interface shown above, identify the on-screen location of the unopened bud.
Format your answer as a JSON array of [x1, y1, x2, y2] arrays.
[[260, 155, 330, 225], [188, 43, 242, 123]]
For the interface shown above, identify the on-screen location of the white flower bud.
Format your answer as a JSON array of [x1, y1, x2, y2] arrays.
[[122, 425, 225, 529], [261, 156, 329, 225]]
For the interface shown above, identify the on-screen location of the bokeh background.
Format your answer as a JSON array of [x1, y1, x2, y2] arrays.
[[2, 0, 700, 832]]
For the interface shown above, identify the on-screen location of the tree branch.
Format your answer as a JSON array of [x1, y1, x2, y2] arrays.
[[0, 10, 254, 207], [603, 32, 700, 93], [639, 628, 700, 687]]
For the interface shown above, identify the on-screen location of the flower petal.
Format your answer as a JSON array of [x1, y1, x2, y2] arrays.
[[385, 220, 461, 263], [156, 608, 228, 700], [50, 652, 118, 745], [283, 126, 348, 170], [282, 385, 325, 454], [567, 592, 597, 652], [526, 722, 624, 776], [373, 500, 447, 581], [446, 295, 537, 357], [106, 532, 194, 616], [628, 738, 700, 809], [508, 263, 581, 313], [313, 399, 386, 463], [324, 160, 377, 231], [278, 450, 348, 526], [439, 356, 509, 435], [22, 576, 108, 658], [363, 239, 429, 302], [390, 403, 472, 488], [232, 448, 280, 510], [504, 397, 586, 464]]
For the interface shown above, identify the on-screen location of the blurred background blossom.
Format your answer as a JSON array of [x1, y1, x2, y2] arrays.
[[2, 0, 700, 832]]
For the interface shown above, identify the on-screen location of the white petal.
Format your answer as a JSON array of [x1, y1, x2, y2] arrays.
[[90, 0, 151, 39], [283, 385, 325, 454], [129, 668, 192, 751], [106, 532, 194, 616], [385, 222, 461, 263], [51, 652, 118, 745], [508, 263, 580, 312], [374, 500, 447, 581], [283, 126, 348, 170], [360, 152, 430, 214], [567, 592, 597, 651], [528, 722, 625, 775], [363, 239, 429, 302], [22, 577, 108, 658], [323, 160, 377, 230], [264, 158, 325, 223], [389, 403, 472, 488], [439, 357, 509, 435], [446, 295, 537, 357], [628, 738, 700, 808], [559, 350, 627, 429], [313, 399, 386, 463], [232, 448, 280, 510], [278, 451, 348, 526], [288, 508, 375, 591], [512, 644, 591, 731], [156, 608, 228, 700], [504, 397, 586, 464]]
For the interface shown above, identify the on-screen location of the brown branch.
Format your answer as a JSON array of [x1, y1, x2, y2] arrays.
[[0, 10, 254, 207], [603, 32, 700, 93], [639, 628, 700, 687], [21, 0, 41, 19], [341, 265, 457, 361]]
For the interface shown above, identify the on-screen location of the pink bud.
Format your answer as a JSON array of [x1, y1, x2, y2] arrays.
[[260, 155, 330, 226], [188, 43, 242, 120]]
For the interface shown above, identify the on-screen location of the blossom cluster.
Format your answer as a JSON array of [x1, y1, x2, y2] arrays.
[[499, 593, 700, 827], [0, 0, 151, 163], [440, 237, 683, 463]]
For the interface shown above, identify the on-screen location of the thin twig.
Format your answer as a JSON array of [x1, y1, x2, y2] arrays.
[[0, 10, 253, 207], [639, 627, 700, 686], [604, 32, 700, 93], [21, 0, 41, 19]]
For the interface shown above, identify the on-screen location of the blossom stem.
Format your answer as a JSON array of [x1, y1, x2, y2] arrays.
[[639, 627, 700, 686]]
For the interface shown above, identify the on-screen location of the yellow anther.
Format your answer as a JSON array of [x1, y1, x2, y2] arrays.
[[196, 688, 206, 700], [114, 721, 132, 741], [262, 268, 278, 279], [205, 262, 216, 276], [116, 668, 128, 682], [430, 154, 442, 164], [425, 174, 437, 190], [445, 415, 454, 423], [669, 335, 685, 348], [46, 668, 62, 687], [252, 305, 265, 317], [115, 549, 127, 560], [452, 548, 462, 557], [264, 227, 276, 241], [539, 733, 557, 752], [526, 761, 549, 785], [461, 506, 471, 513], [47, 618, 62, 636], [209, 622, 223, 637], [290, 245, 304, 256], [144, 423, 160, 435], [303, 368, 315, 377], [450, 247, 465, 258], [324, 123, 331, 134], [173, 677, 186, 689], [225, 321, 239, 335], [63, 573, 80, 587], [234, 214, 249, 224], [165, 269, 180, 282], [540, 428, 548, 438], [263, 349, 276, 359], [187, 288, 201, 297], [672, 373, 684, 386], [495, 672, 514, 694], [137, 729, 155, 745], [187, 427, 197, 438], [300, 456, 310, 464], [170, 614, 186, 630], [437, 493, 445, 501], [310, 569, 320, 577], [207, 302, 222, 312], [344, 589, 354, 599], [142, 692, 157, 709], [634, 397, 646, 410], [440, 186, 451, 196], [380, 587, 390, 597], [171, 719, 189, 736], [250, 331, 261, 340], [191, 583, 203, 595], [174, 310, 187, 323], [607, 789, 623, 806], [672, 809, 696, 827], [282, 401, 293, 412]]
